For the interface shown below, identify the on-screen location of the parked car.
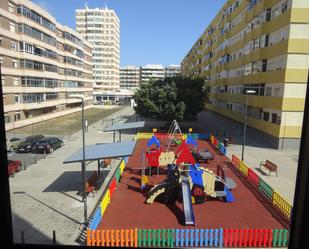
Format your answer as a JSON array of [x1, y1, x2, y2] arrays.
[[6, 137, 22, 152], [7, 159, 22, 176], [16, 135, 44, 153], [32, 137, 64, 154]]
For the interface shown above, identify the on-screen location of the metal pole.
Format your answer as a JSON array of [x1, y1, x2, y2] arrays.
[[241, 95, 248, 161], [81, 99, 87, 225]]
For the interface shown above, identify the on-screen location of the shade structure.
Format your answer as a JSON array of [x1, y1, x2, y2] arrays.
[[63, 141, 136, 164], [103, 121, 145, 132]]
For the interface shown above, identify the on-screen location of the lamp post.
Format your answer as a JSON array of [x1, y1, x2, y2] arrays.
[[68, 94, 87, 225], [241, 90, 256, 161]]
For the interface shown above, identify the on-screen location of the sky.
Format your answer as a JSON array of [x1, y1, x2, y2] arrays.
[[31, 0, 226, 67]]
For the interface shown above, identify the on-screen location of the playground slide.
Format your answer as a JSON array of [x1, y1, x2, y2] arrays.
[[146, 182, 168, 204], [181, 176, 195, 226]]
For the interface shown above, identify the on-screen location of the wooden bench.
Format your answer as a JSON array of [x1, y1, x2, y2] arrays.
[[86, 172, 99, 197], [260, 160, 278, 176]]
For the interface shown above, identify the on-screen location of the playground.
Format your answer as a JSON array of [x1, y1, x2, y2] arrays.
[[96, 122, 286, 231]]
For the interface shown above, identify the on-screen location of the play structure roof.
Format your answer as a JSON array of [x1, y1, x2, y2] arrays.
[[63, 141, 136, 164], [186, 135, 197, 146], [147, 135, 160, 147], [104, 121, 145, 132]]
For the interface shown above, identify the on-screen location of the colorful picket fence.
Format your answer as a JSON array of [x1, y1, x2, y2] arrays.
[[175, 229, 223, 247], [87, 228, 289, 247], [138, 229, 175, 247], [88, 158, 128, 231], [87, 229, 138, 247], [209, 134, 227, 155], [230, 154, 293, 221]]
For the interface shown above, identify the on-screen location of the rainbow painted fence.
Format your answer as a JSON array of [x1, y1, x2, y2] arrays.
[[87, 228, 289, 247], [88, 157, 128, 231], [231, 154, 293, 220]]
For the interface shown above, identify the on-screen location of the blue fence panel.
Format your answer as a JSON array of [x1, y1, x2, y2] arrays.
[[195, 229, 199, 247], [209, 229, 214, 247], [89, 207, 101, 230], [214, 229, 219, 247], [200, 229, 204, 247], [175, 229, 180, 247], [219, 228, 223, 248], [205, 229, 209, 247], [185, 229, 189, 247], [220, 144, 227, 155]]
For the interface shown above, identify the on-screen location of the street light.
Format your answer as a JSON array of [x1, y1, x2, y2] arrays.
[[68, 94, 87, 225], [241, 89, 256, 161]]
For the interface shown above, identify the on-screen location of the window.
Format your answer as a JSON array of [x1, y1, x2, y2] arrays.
[[14, 95, 20, 103], [12, 60, 18, 68], [265, 87, 272, 96], [272, 8, 280, 19], [272, 113, 278, 124], [263, 112, 270, 121], [14, 113, 21, 121], [9, 22, 16, 32], [281, 2, 288, 14], [11, 41, 17, 50], [9, 2, 15, 13], [262, 59, 267, 72], [4, 115, 10, 123], [13, 77, 19, 86]]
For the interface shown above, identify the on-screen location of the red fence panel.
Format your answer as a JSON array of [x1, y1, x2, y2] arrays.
[[223, 228, 273, 247], [109, 177, 117, 197], [248, 168, 260, 187], [231, 154, 240, 168]]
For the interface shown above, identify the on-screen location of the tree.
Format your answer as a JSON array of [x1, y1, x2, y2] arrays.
[[133, 77, 209, 121]]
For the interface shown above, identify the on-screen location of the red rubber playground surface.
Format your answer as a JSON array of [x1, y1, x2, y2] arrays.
[[98, 138, 285, 230]]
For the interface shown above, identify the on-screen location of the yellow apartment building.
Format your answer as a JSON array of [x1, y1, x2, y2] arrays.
[[181, 0, 309, 149]]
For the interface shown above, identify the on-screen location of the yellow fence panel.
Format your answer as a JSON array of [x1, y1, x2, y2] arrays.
[[136, 133, 153, 139], [210, 135, 214, 143], [120, 160, 125, 175], [273, 191, 292, 218], [101, 190, 110, 216], [239, 161, 249, 176]]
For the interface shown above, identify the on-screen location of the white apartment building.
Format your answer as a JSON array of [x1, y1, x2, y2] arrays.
[[76, 6, 120, 101], [140, 64, 164, 83], [164, 64, 181, 78], [120, 65, 140, 91], [0, 0, 94, 130]]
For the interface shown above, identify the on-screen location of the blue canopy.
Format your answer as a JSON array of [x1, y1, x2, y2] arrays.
[[186, 135, 197, 146], [147, 135, 160, 147], [63, 141, 136, 164]]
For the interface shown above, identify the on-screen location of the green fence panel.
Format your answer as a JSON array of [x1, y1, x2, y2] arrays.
[[162, 229, 167, 247], [138, 229, 142, 247], [170, 229, 175, 248], [115, 167, 121, 182], [143, 229, 147, 247], [157, 229, 161, 247], [259, 178, 274, 200], [167, 229, 171, 247], [273, 229, 278, 247], [147, 229, 152, 247], [283, 229, 289, 247], [152, 229, 157, 247]]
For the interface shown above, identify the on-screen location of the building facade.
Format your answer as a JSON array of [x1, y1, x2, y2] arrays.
[[140, 64, 165, 84], [181, 0, 309, 149], [164, 64, 181, 78], [120, 65, 140, 91], [76, 6, 120, 101], [0, 0, 94, 130]]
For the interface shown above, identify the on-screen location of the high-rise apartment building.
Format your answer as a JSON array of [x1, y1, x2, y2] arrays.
[[120, 65, 140, 91], [181, 0, 309, 149], [140, 64, 165, 83], [164, 64, 181, 78], [0, 0, 93, 130], [76, 6, 120, 101]]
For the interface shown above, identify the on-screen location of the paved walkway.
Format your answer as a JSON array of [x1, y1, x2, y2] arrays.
[[9, 106, 136, 245], [194, 109, 298, 204]]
